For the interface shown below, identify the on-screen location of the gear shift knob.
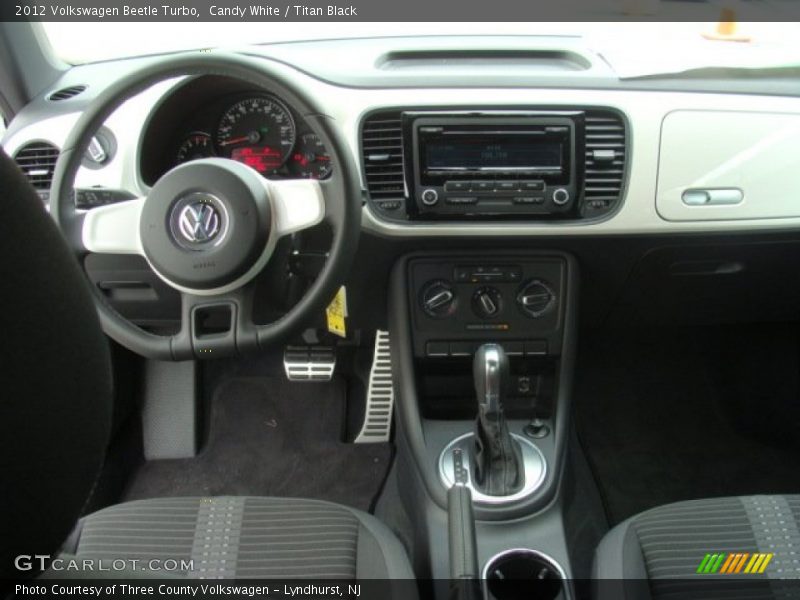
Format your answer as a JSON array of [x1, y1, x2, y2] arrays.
[[473, 343, 509, 420], [471, 343, 521, 496]]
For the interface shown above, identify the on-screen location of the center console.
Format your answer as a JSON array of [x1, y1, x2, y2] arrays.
[[364, 105, 623, 596], [388, 249, 579, 596]]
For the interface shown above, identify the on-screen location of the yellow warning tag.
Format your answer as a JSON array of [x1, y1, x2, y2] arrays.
[[326, 286, 348, 338]]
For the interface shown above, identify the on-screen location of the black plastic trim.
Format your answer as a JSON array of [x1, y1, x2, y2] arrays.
[[388, 249, 579, 521]]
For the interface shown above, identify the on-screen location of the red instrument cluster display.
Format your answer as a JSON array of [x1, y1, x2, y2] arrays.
[[174, 93, 332, 180], [230, 146, 283, 174]]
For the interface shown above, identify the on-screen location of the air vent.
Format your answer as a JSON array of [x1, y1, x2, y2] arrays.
[[583, 110, 627, 210], [14, 142, 60, 195], [48, 85, 87, 101], [361, 111, 405, 200]]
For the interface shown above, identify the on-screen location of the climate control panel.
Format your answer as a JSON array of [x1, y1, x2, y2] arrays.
[[408, 256, 567, 359]]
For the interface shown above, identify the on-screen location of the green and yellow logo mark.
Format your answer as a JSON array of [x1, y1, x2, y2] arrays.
[[696, 552, 774, 574]]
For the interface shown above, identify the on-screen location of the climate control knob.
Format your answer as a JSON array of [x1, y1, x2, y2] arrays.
[[472, 287, 502, 319], [516, 279, 555, 318], [421, 280, 457, 318]]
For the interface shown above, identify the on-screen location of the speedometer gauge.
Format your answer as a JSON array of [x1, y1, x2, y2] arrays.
[[216, 96, 296, 175]]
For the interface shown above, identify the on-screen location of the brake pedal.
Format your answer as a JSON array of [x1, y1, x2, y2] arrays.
[[354, 330, 394, 443], [283, 346, 336, 382]]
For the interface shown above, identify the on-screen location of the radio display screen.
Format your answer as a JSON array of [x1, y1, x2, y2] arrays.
[[425, 138, 563, 171]]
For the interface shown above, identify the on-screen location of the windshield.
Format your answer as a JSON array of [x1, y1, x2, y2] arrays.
[[41, 22, 800, 78]]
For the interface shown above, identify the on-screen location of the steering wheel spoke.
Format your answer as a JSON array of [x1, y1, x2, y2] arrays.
[[173, 283, 258, 360], [81, 196, 146, 255], [267, 178, 325, 236]]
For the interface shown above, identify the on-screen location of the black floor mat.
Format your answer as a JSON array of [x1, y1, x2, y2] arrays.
[[124, 376, 391, 512], [575, 325, 800, 526]]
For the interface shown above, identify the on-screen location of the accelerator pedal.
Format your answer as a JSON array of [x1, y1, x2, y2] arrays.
[[354, 330, 394, 443], [283, 346, 336, 382]]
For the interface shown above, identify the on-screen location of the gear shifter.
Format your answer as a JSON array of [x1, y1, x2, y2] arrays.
[[471, 344, 523, 496]]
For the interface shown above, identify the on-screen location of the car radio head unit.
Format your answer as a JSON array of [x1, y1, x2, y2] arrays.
[[403, 111, 584, 218]]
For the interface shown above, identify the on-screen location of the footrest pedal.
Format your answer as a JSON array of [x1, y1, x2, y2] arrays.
[[354, 330, 394, 443]]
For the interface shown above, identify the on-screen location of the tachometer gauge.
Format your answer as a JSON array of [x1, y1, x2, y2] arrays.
[[176, 132, 215, 164], [216, 96, 296, 175], [288, 133, 333, 179]]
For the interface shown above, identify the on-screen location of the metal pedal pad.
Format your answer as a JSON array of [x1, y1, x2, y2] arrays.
[[283, 346, 336, 382], [354, 330, 394, 443]]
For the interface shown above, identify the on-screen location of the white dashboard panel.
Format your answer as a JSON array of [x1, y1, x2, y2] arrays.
[[657, 110, 800, 222], [5, 54, 800, 237]]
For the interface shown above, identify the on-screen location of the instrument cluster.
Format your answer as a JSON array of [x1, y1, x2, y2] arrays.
[[163, 92, 332, 181]]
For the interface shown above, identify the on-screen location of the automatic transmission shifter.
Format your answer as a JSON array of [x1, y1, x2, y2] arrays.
[[472, 344, 523, 496]]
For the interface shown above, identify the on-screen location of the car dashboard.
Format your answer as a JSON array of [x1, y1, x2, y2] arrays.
[[4, 36, 800, 241]]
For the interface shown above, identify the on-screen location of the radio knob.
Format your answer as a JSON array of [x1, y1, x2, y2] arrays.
[[517, 280, 555, 318], [421, 189, 439, 206], [472, 287, 502, 319], [421, 280, 456, 318], [552, 188, 570, 206]]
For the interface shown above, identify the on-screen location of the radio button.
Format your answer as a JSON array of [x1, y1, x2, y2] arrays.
[[552, 188, 570, 205], [445, 181, 471, 192], [496, 180, 519, 192], [521, 180, 545, 191], [472, 181, 494, 192], [421, 189, 439, 206], [445, 196, 478, 205], [513, 196, 544, 205]]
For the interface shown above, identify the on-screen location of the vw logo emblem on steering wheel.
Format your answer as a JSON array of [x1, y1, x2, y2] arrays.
[[169, 193, 227, 250], [178, 202, 220, 243]]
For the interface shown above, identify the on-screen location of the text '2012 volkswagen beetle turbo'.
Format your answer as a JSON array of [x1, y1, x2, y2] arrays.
[[2, 15, 800, 600]]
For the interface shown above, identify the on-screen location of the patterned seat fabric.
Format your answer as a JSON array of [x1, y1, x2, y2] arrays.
[[73, 496, 414, 580], [593, 495, 800, 599]]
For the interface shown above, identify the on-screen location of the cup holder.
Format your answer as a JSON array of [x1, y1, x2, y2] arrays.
[[483, 549, 567, 600]]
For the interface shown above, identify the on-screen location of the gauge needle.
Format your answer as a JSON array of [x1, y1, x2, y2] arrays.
[[219, 135, 251, 147], [220, 130, 263, 147]]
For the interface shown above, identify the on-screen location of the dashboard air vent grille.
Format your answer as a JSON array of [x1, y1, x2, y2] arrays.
[[361, 111, 405, 200], [48, 85, 87, 101], [14, 142, 60, 192], [583, 110, 627, 208]]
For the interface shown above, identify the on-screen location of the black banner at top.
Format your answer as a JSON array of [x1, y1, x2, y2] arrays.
[[3, 0, 800, 22]]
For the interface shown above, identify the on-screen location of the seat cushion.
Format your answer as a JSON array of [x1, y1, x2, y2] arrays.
[[593, 495, 800, 599], [71, 496, 414, 579]]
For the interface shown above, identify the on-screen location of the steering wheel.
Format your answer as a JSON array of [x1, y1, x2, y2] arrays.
[[50, 53, 361, 360]]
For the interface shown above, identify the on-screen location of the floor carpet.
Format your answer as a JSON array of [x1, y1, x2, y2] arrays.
[[124, 376, 391, 512], [574, 325, 800, 526]]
